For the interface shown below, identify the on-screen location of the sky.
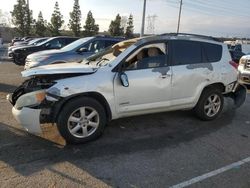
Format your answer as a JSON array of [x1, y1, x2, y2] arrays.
[[0, 0, 250, 37]]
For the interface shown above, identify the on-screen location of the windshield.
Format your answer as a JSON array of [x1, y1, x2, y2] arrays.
[[28, 38, 47, 45], [85, 38, 138, 66], [35, 38, 48, 45], [38, 38, 54, 46], [61, 37, 93, 51], [28, 39, 39, 45]]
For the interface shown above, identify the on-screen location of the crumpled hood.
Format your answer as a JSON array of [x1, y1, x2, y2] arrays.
[[28, 49, 63, 59], [22, 62, 98, 77]]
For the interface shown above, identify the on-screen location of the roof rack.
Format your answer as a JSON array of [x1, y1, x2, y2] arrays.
[[160, 33, 221, 42]]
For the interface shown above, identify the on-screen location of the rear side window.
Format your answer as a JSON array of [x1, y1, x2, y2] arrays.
[[65, 38, 77, 44], [171, 40, 223, 65], [202, 43, 222, 62], [171, 40, 202, 65], [105, 40, 120, 48]]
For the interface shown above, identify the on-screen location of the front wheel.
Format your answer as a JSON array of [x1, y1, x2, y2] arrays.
[[194, 88, 224, 121], [57, 97, 107, 144]]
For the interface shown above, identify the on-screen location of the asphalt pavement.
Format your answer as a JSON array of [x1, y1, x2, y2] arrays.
[[0, 61, 250, 188]]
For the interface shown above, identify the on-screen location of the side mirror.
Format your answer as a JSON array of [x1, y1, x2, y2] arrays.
[[119, 72, 129, 87], [78, 47, 88, 53]]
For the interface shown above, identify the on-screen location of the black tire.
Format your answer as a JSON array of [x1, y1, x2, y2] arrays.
[[13, 57, 21, 65], [57, 97, 107, 144], [13, 56, 25, 65], [194, 87, 224, 121]]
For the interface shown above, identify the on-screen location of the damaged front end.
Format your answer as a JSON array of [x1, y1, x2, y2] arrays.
[[7, 62, 98, 138], [7, 76, 57, 134]]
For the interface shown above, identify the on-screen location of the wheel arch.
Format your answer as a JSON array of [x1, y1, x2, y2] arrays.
[[194, 82, 226, 106], [52, 92, 112, 123], [203, 82, 225, 93], [50, 60, 68, 64]]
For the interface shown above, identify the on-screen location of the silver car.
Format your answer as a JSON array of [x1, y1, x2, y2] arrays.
[[25, 36, 123, 70], [7, 34, 246, 144]]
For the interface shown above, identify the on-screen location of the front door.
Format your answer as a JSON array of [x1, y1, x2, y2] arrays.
[[114, 42, 172, 116]]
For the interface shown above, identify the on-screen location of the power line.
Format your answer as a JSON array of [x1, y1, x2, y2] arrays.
[[163, 0, 250, 18], [184, 0, 250, 18]]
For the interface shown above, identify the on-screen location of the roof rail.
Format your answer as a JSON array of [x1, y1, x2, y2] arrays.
[[160, 33, 221, 42], [94, 34, 125, 39]]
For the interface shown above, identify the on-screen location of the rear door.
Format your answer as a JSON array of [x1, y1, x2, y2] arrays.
[[169, 40, 214, 106]]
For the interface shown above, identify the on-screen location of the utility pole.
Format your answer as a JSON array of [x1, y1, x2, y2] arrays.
[[177, 0, 183, 33], [27, 0, 30, 35], [140, 0, 147, 37]]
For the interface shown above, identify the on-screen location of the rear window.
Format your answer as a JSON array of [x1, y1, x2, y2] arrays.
[[203, 43, 222, 62]]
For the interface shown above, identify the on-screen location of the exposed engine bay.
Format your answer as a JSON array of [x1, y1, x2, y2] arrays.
[[10, 73, 85, 105]]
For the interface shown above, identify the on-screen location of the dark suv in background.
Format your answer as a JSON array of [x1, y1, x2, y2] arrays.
[[12, 36, 79, 65], [25, 36, 124, 69]]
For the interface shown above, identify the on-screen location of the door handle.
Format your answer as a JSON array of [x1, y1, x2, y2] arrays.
[[160, 74, 171, 79]]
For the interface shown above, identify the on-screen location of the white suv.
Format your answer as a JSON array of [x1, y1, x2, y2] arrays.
[[7, 34, 246, 144], [238, 55, 250, 86]]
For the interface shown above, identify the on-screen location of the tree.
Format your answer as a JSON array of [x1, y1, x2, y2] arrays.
[[49, 1, 64, 36], [35, 11, 47, 36], [125, 14, 134, 38], [83, 11, 99, 37], [120, 16, 128, 33], [108, 14, 124, 36], [24, 2, 33, 35], [68, 0, 81, 36], [11, 0, 32, 36]]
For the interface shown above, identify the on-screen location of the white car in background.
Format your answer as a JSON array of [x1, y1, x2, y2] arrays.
[[238, 55, 250, 86]]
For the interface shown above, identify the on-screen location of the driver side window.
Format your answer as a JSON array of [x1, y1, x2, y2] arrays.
[[124, 43, 168, 70], [46, 39, 63, 49], [84, 40, 106, 53]]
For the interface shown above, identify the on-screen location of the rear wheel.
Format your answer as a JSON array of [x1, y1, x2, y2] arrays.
[[57, 97, 107, 144], [194, 88, 224, 121]]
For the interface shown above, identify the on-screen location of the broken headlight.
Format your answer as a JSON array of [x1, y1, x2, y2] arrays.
[[239, 58, 248, 65], [14, 90, 46, 110], [11, 78, 56, 106]]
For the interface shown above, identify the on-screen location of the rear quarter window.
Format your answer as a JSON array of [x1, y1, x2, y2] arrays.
[[202, 43, 222, 62]]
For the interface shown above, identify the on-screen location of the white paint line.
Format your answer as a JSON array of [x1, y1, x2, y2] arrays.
[[170, 157, 250, 188]]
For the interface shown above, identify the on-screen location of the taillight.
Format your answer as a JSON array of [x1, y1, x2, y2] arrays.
[[229, 60, 238, 69]]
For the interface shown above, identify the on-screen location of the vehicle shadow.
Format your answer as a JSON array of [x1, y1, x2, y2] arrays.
[[0, 83, 17, 93], [0, 103, 236, 185]]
